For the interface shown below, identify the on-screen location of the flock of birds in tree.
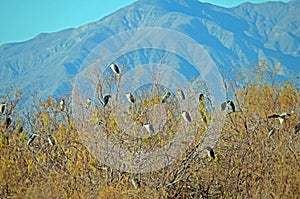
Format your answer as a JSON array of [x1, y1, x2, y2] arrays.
[[1, 63, 299, 160]]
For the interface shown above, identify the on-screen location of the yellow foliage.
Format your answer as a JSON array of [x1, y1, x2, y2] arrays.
[[0, 66, 299, 198]]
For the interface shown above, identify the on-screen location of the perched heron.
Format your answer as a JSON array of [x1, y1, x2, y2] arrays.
[[47, 134, 55, 146], [110, 63, 120, 75], [161, 91, 171, 103], [0, 103, 6, 115], [268, 112, 291, 124], [181, 111, 192, 123], [86, 98, 91, 109], [177, 89, 185, 100], [199, 94, 205, 102], [143, 124, 155, 135], [199, 94, 212, 107], [125, 93, 135, 104], [131, 178, 141, 189], [206, 146, 215, 159], [60, 99, 65, 111], [295, 123, 300, 134], [96, 120, 104, 126], [102, 95, 111, 107], [27, 133, 38, 145], [221, 100, 235, 112]]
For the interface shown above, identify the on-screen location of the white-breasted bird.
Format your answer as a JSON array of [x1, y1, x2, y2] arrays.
[[294, 123, 300, 134], [221, 100, 235, 112], [96, 120, 104, 126], [181, 111, 192, 123], [177, 89, 185, 100], [125, 93, 135, 104], [268, 112, 291, 124], [102, 95, 111, 107], [131, 178, 141, 189], [60, 99, 65, 111], [27, 133, 38, 145], [161, 91, 171, 103], [206, 146, 215, 159], [86, 98, 91, 109], [143, 124, 155, 135], [0, 103, 6, 115], [47, 134, 55, 146], [110, 63, 120, 75]]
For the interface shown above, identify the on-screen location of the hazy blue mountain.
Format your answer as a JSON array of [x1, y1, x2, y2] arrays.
[[0, 0, 299, 100]]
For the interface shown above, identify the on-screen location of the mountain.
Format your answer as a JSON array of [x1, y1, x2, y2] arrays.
[[0, 0, 299, 100]]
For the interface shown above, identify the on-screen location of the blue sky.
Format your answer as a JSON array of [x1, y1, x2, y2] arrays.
[[0, 0, 290, 45]]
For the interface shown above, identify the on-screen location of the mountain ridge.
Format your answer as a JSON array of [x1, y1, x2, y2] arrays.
[[0, 0, 299, 99]]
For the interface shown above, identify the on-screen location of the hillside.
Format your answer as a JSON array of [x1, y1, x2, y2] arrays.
[[0, 0, 299, 99]]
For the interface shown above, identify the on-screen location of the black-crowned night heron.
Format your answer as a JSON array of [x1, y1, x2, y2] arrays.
[[131, 178, 141, 189], [143, 124, 155, 134], [161, 91, 171, 103], [47, 134, 55, 146], [86, 98, 91, 109], [177, 89, 185, 100], [125, 93, 135, 104], [206, 146, 215, 159], [268, 112, 291, 124], [295, 123, 300, 134], [221, 100, 235, 112], [27, 133, 38, 145], [60, 99, 65, 111], [96, 120, 104, 126], [110, 63, 120, 75], [0, 103, 6, 115], [199, 93, 204, 102], [102, 95, 111, 107], [181, 111, 192, 123]]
